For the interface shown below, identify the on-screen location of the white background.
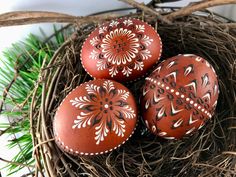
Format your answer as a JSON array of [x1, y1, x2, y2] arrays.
[[0, 0, 236, 176]]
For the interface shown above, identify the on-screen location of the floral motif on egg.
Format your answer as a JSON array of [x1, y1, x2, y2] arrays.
[[88, 19, 153, 77], [70, 80, 136, 145]]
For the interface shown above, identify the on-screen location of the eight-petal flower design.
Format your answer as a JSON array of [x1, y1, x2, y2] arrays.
[[88, 19, 154, 78], [70, 80, 136, 145]]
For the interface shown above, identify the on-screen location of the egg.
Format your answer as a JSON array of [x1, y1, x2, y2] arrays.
[[81, 18, 162, 82], [53, 79, 137, 155], [141, 54, 219, 139]]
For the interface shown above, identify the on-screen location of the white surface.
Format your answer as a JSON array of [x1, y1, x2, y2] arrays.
[[0, 0, 236, 177], [212, 5, 236, 20]]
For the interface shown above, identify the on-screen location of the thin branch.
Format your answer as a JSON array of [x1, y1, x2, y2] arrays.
[[0, 57, 31, 114], [119, 0, 171, 24], [218, 23, 236, 28], [222, 151, 236, 156], [20, 171, 35, 177], [0, 11, 74, 20], [33, 138, 55, 154], [193, 162, 236, 174], [0, 157, 34, 168], [0, 66, 19, 114], [0, 11, 121, 27], [166, 0, 236, 21], [6, 114, 33, 173], [0, 118, 24, 136]]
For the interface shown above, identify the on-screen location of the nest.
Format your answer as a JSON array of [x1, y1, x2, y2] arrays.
[[5, 4, 236, 177]]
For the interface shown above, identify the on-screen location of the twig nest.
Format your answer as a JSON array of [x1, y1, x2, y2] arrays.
[[141, 54, 219, 139], [53, 79, 137, 155], [81, 18, 162, 82]]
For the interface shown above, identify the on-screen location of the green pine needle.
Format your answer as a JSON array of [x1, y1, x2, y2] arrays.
[[0, 25, 73, 176]]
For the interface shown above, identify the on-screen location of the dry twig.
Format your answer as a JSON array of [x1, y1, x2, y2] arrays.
[[0, 11, 121, 27], [166, 0, 236, 21], [0, 157, 34, 168], [119, 0, 171, 24]]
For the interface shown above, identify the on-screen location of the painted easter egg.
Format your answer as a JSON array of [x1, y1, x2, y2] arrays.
[[81, 18, 162, 82], [141, 54, 219, 139], [53, 79, 137, 155]]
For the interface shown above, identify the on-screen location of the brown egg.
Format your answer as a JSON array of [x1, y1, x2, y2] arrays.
[[141, 54, 219, 139], [81, 18, 162, 82], [53, 79, 137, 155]]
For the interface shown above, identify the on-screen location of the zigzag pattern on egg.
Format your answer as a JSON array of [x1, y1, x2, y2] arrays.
[[141, 54, 219, 139]]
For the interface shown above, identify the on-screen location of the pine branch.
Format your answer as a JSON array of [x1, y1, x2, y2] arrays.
[[0, 26, 71, 176], [0, 118, 23, 136], [0, 57, 31, 114]]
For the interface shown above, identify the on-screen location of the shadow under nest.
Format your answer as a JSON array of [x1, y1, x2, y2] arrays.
[[34, 12, 236, 177]]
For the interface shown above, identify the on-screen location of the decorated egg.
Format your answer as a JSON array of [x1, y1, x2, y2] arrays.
[[81, 18, 162, 82], [53, 79, 137, 155], [141, 54, 219, 139]]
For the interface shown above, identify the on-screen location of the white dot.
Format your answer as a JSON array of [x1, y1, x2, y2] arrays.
[[171, 89, 174, 93], [201, 108, 205, 112], [154, 80, 157, 83], [181, 94, 185, 98], [175, 92, 180, 96], [190, 100, 194, 104], [157, 82, 161, 85], [194, 103, 198, 107], [161, 84, 165, 87], [104, 104, 109, 108], [186, 98, 190, 101], [205, 111, 208, 114], [198, 106, 201, 109], [159, 132, 167, 136], [166, 86, 170, 90], [152, 125, 156, 132]]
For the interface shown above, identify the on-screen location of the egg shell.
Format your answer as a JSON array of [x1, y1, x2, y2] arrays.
[[141, 54, 219, 139], [81, 18, 162, 82], [53, 79, 137, 155]]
